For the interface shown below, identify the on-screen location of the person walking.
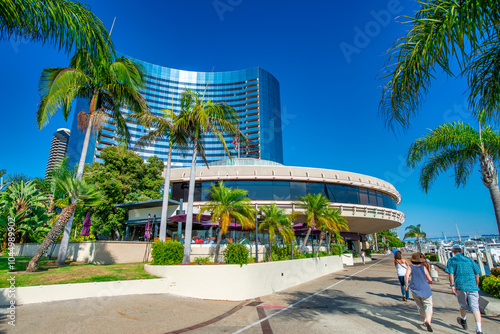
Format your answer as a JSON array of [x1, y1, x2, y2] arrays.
[[419, 253, 433, 284], [405, 253, 434, 332], [360, 249, 366, 264], [394, 250, 410, 301], [445, 245, 483, 334]]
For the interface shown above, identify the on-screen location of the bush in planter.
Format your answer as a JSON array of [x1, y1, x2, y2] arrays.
[[151, 240, 183, 265], [331, 244, 343, 256], [353, 252, 360, 258], [481, 275, 500, 298], [479, 275, 489, 290], [425, 253, 438, 261], [490, 268, 500, 277], [270, 244, 302, 261], [223, 243, 249, 267], [364, 249, 372, 257], [193, 256, 212, 265]]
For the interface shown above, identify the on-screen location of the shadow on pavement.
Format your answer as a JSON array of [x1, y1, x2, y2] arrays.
[[274, 287, 463, 333]]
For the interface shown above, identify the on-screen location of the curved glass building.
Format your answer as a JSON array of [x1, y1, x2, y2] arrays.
[[68, 60, 283, 168]]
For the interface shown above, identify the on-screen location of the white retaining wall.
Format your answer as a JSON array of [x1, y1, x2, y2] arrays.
[[144, 255, 344, 300], [0, 278, 169, 306]]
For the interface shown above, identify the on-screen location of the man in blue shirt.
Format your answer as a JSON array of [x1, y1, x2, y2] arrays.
[[445, 245, 482, 334]]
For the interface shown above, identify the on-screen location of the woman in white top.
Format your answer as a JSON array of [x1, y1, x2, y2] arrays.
[[394, 250, 410, 301]]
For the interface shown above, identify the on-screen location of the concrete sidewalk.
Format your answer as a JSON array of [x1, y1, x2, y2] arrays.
[[2, 255, 499, 333]]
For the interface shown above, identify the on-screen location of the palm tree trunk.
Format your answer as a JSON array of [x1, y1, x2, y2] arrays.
[[268, 239, 272, 262], [214, 228, 223, 263], [159, 147, 173, 241], [57, 113, 94, 266], [327, 232, 332, 254], [318, 236, 324, 257], [300, 227, 312, 253], [480, 152, 500, 234], [182, 138, 198, 264], [26, 204, 76, 272]]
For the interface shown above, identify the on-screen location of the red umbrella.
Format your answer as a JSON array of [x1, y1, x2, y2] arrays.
[[80, 211, 91, 236], [168, 213, 211, 223], [144, 218, 152, 240]]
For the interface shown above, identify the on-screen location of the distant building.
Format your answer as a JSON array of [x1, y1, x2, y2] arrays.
[[45, 128, 70, 178], [67, 61, 283, 169]]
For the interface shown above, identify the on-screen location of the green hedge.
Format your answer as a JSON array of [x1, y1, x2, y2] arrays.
[[223, 243, 249, 267], [364, 249, 371, 257], [482, 275, 500, 299], [151, 241, 184, 265], [331, 244, 343, 256], [490, 268, 500, 277], [425, 253, 439, 262]]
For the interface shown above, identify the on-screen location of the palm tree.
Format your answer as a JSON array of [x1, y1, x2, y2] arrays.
[[26, 175, 101, 272], [403, 224, 427, 253], [407, 117, 500, 234], [135, 110, 188, 242], [0, 180, 48, 247], [1, 0, 114, 58], [177, 89, 246, 264], [379, 1, 500, 130], [259, 204, 294, 261], [198, 181, 255, 263], [291, 193, 335, 254], [37, 48, 149, 265], [316, 207, 349, 256]]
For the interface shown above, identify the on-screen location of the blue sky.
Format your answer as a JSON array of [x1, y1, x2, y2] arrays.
[[0, 0, 497, 238]]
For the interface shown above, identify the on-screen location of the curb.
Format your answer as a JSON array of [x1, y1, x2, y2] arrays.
[[433, 262, 500, 316]]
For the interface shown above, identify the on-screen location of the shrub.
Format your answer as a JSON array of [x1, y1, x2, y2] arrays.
[[490, 268, 500, 277], [364, 249, 372, 257], [331, 244, 343, 256], [151, 240, 183, 265], [193, 256, 212, 265], [270, 244, 302, 261], [481, 275, 500, 299], [479, 275, 489, 290], [223, 243, 249, 267], [425, 253, 439, 262], [353, 252, 360, 258]]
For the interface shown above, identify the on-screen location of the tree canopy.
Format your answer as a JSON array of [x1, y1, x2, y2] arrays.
[[83, 146, 164, 238]]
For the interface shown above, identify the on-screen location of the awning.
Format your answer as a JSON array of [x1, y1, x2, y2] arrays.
[[340, 232, 367, 241]]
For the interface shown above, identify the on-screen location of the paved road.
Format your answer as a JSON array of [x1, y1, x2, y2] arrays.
[[3, 255, 499, 333]]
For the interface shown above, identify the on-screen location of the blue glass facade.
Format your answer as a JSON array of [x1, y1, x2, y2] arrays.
[[68, 60, 283, 168], [171, 180, 398, 210]]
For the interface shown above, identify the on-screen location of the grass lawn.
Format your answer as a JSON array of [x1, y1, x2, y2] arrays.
[[0, 256, 158, 288]]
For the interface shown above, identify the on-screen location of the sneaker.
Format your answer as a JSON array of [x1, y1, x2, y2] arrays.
[[402, 296, 406, 301], [424, 322, 433, 332], [457, 317, 467, 330]]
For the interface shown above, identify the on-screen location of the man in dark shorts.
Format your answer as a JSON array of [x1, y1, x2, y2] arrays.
[[445, 245, 483, 334]]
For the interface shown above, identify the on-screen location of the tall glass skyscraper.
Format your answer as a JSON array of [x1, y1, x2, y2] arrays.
[[67, 59, 283, 168]]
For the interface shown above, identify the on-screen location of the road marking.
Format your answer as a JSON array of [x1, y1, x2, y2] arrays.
[[232, 256, 389, 334]]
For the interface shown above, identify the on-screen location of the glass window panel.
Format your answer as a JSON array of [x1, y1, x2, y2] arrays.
[[273, 181, 290, 201], [368, 191, 377, 206], [335, 185, 349, 203], [222, 181, 237, 190], [348, 187, 359, 204], [376, 193, 384, 207], [171, 182, 183, 201], [306, 182, 323, 196], [194, 182, 202, 202], [201, 182, 216, 201], [180, 182, 189, 202], [359, 189, 369, 205], [325, 184, 337, 202], [290, 182, 307, 200], [237, 181, 255, 199], [255, 181, 273, 200]]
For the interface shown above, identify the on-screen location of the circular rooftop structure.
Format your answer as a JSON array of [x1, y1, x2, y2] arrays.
[[169, 159, 405, 235]]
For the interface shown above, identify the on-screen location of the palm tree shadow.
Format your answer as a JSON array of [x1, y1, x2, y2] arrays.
[[272, 289, 453, 333], [366, 291, 404, 302]]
